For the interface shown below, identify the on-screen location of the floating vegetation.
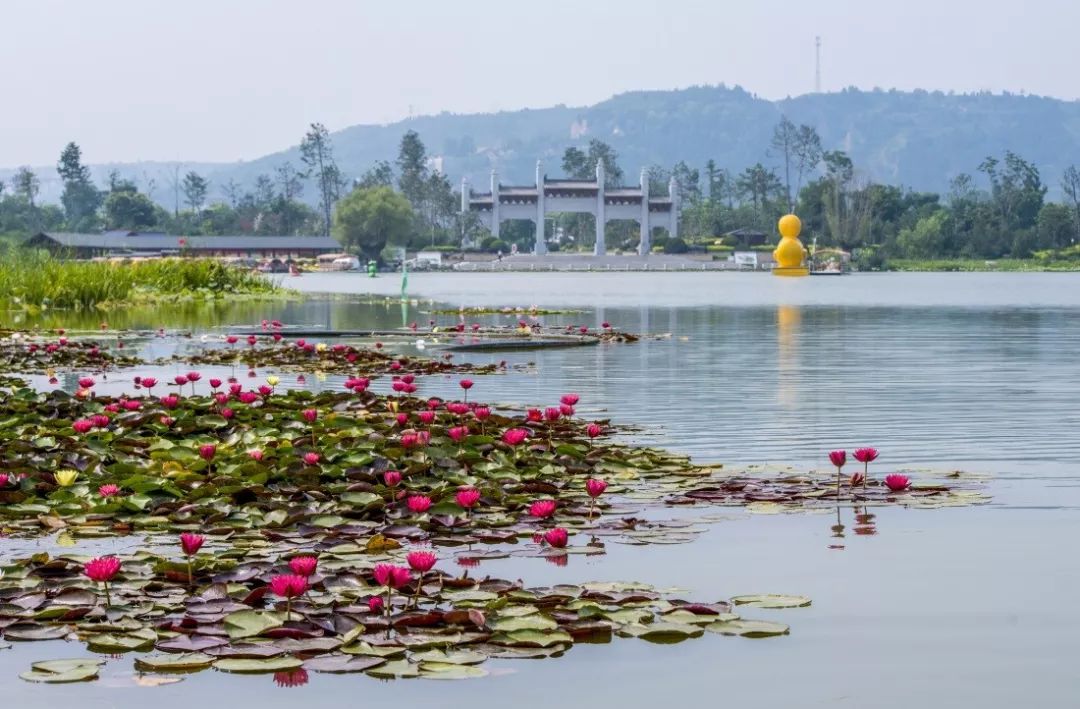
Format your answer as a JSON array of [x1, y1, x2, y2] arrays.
[[429, 306, 582, 316], [0, 332, 143, 374], [0, 325, 991, 685], [178, 338, 502, 376]]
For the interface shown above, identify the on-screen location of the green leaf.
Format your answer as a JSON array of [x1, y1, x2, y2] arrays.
[[214, 656, 303, 674], [134, 653, 215, 672], [223, 610, 284, 640], [730, 594, 811, 609], [20, 658, 102, 683], [705, 619, 790, 637]]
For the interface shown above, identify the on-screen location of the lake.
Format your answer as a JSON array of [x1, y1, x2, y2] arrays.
[[3, 271, 1079, 708]]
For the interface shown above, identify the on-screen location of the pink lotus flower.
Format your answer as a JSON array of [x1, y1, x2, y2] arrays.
[[407, 495, 432, 513], [247, 335, 257, 346], [104, 403, 120, 413], [543, 527, 569, 548], [586, 423, 603, 438], [391, 380, 406, 393], [289, 556, 318, 577], [459, 379, 473, 390], [302, 409, 318, 423], [529, 499, 557, 518], [829, 450, 847, 468], [229, 383, 243, 395], [303, 452, 320, 465], [560, 393, 579, 406], [123, 400, 141, 411], [270, 574, 308, 598], [239, 391, 258, 404], [209, 378, 222, 389], [84, 556, 121, 583], [559, 403, 575, 417], [544, 407, 561, 422], [502, 428, 529, 446], [384, 470, 402, 487], [373, 563, 411, 589], [473, 406, 491, 421], [418, 410, 436, 425], [160, 415, 175, 427], [526, 408, 543, 422], [400, 432, 419, 448], [215, 393, 229, 405], [198, 444, 216, 461], [389, 360, 400, 370], [396, 413, 409, 426], [446, 402, 469, 416], [174, 375, 188, 386], [91, 414, 110, 428], [249, 449, 264, 461], [221, 408, 235, 419], [186, 372, 202, 382], [160, 394, 180, 409], [180, 532, 205, 556], [406, 550, 437, 573], [854, 447, 879, 463], [78, 377, 95, 389], [585, 478, 608, 498], [455, 488, 481, 509], [226, 335, 239, 344], [602, 321, 611, 329], [72, 419, 93, 434], [258, 385, 273, 396], [448, 426, 467, 442], [99, 484, 120, 498], [885, 474, 911, 492], [141, 377, 157, 389], [850, 471, 866, 486], [367, 596, 384, 613]]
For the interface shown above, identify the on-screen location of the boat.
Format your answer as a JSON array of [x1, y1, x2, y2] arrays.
[[316, 253, 360, 272]]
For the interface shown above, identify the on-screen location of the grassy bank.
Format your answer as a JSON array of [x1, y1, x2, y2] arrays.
[[884, 258, 1080, 272], [0, 253, 283, 310]]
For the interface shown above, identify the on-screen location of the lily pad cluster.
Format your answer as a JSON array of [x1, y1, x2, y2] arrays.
[[0, 334, 142, 375], [177, 338, 501, 376], [1, 546, 801, 684]]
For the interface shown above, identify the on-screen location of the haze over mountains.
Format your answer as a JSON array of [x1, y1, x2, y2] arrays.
[[7, 84, 1080, 205]]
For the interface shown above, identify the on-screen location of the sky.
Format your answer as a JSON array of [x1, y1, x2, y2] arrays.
[[2, 0, 1080, 167]]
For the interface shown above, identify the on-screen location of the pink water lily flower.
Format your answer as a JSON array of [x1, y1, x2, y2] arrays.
[[98, 484, 120, 498], [502, 428, 528, 446], [455, 487, 481, 509], [885, 474, 911, 492], [407, 495, 432, 513], [529, 499, 557, 518], [373, 563, 411, 589], [289, 556, 318, 577], [72, 419, 93, 434], [543, 527, 569, 548], [585, 478, 608, 498], [180, 532, 205, 556], [406, 550, 437, 573]]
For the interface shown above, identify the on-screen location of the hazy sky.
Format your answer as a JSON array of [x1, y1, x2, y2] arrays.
[[3, 0, 1079, 167]]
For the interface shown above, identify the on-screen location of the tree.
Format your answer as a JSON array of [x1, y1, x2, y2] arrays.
[[771, 116, 798, 211], [978, 151, 1045, 232], [1036, 202, 1074, 250], [561, 140, 623, 186], [672, 161, 701, 203], [1062, 166, 1080, 242], [104, 190, 158, 230], [736, 163, 783, 216], [357, 160, 394, 190], [220, 179, 241, 208], [181, 171, 209, 212], [396, 131, 429, 205], [792, 125, 824, 204], [57, 142, 102, 231], [332, 186, 414, 261], [12, 167, 39, 207], [300, 123, 344, 236], [896, 211, 950, 258]]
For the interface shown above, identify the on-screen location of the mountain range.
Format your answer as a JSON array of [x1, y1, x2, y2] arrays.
[[6, 84, 1080, 205]]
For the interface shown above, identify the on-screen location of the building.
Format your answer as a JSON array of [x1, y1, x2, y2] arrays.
[[462, 161, 679, 256], [22, 231, 342, 259]]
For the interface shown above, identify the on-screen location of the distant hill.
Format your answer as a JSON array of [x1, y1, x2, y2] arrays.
[[7, 85, 1080, 204]]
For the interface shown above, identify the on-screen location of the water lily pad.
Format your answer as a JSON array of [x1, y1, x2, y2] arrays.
[[303, 654, 385, 673], [419, 661, 489, 679], [730, 594, 811, 609], [20, 658, 102, 683], [223, 610, 284, 640], [214, 656, 303, 674], [491, 614, 557, 632], [617, 621, 704, 643], [705, 619, 790, 638], [134, 653, 215, 672], [489, 629, 573, 648], [411, 648, 487, 665], [365, 659, 420, 678]]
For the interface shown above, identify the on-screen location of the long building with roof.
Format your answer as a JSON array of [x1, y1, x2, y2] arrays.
[[22, 231, 342, 259]]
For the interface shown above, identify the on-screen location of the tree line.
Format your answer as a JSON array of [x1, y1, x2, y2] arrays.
[[5, 117, 1080, 264]]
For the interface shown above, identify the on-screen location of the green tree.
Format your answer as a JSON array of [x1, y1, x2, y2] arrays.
[[357, 160, 394, 190], [104, 190, 158, 230], [896, 212, 950, 258], [978, 151, 1046, 232], [181, 171, 209, 212], [561, 139, 624, 186], [12, 167, 40, 207], [57, 142, 102, 231], [300, 123, 344, 236], [1061, 166, 1080, 243], [1036, 202, 1074, 250], [396, 131, 429, 205], [332, 186, 414, 261]]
